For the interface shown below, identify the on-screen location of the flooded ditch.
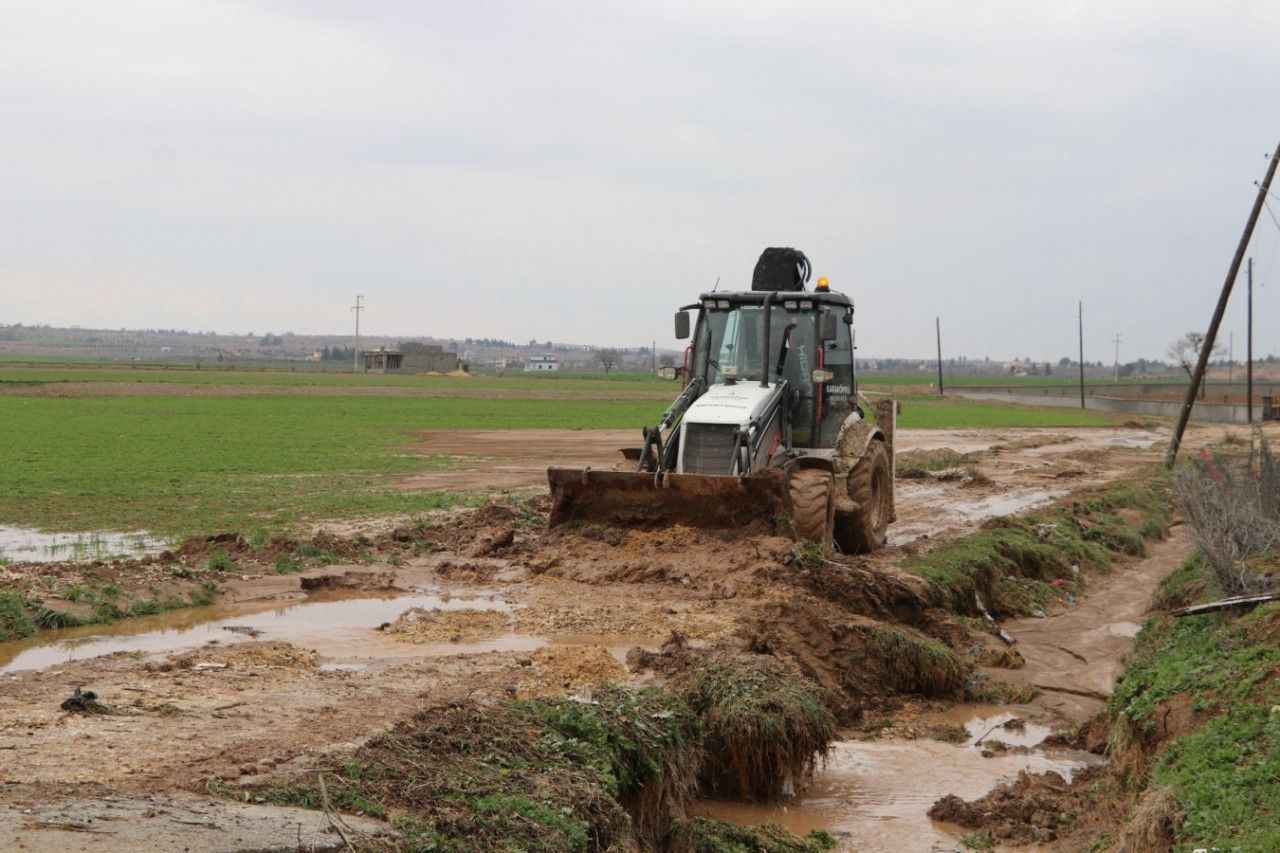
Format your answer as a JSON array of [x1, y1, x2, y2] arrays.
[[696, 708, 1102, 851]]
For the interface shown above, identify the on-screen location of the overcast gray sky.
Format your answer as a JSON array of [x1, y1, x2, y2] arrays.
[[3, 1, 1279, 360]]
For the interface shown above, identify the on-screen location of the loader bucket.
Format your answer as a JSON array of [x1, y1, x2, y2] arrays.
[[547, 467, 788, 530]]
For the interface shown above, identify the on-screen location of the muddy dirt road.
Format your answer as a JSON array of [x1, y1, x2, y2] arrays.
[[0, 423, 1205, 852]]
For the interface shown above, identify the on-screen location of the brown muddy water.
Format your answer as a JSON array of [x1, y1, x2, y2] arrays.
[[0, 588, 532, 674], [0, 525, 168, 563], [696, 707, 1103, 852]]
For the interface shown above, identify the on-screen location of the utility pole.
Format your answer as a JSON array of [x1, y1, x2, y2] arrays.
[[1112, 332, 1122, 383], [1167, 142, 1280, 467], [351, 294, 365, 373], [1248, 256, 1254, 423], [1078, 301, 1086, 409], [935, 317, 944, 395]]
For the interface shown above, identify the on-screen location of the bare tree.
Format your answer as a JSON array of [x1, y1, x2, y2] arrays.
[[1167, 331, 1224, 380], [1168, 331, 1225, 399], [595, 348, 620, 374]]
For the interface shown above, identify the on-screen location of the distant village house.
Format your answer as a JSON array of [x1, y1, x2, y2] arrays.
[[525, 355, 560, 372]]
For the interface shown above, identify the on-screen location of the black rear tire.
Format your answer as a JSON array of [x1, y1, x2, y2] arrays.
[[788, 468, 834, 553], [836, 440, 891, 554]]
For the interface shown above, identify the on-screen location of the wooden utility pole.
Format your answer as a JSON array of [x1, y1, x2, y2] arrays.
[[1167, 142, 1280, 467], [1248, 257, 1254, 423], [935, 317, 944, 395], [1078, 301, 1086, 409]]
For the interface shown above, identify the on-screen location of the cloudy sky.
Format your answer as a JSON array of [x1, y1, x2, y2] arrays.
[[3, 1, 1279, 361]]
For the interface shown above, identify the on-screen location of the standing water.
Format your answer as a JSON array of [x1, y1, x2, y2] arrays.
[[696, 708, 1102, 852], [0, 526, 168, 563]]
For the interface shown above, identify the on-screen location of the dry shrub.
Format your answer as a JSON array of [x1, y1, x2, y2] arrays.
[[671, 655, 835, 801], [1113, 785, 1183, 853], [1174, 431, 1280, 596]]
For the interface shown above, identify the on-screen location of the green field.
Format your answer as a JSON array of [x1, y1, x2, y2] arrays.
[[0, 367, 1127, 540]]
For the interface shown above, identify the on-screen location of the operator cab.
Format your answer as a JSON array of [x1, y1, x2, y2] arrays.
[[676, 289, 858, 450]]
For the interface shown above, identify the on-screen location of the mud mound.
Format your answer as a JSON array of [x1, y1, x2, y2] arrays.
[[161, 642, 319, 672], [537, 525, 792, 588], [388, 608, 511, 643], [990, 434, 1077, 452], [742, 597, 967, 722], [671, 654, 835, 801], [299, 570, 397, 591], [516, 645, 628, 698], [769, 557, 931, 624], [895, 448, 979, 479], [627, 631, 703, 676], [928, 768, 1098, 845], [251, 691, 701, 850]]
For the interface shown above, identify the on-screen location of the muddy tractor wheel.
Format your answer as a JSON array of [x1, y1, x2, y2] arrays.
[[836, 440, 891, 554], [788, 468, 834, 552]]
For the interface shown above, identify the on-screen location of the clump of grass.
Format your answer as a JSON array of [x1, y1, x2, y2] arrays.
[[669, 817, 836, 852], [0, 592, 37, 641], [189, 581, 218, 607], [274, 555, 303, 574], [671, 657, 835, 801], [206, 549, 235, 572], [865, 625, 967, 696], [520, 686, 702, 846], [1152, 553, 1215, 611], [297, 543, 338, 564]]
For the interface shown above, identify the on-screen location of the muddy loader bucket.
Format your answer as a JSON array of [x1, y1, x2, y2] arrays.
[[547, 468, 788, 530]]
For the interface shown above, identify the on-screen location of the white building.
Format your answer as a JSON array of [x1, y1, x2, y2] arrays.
[[525, 355, 560, 372]]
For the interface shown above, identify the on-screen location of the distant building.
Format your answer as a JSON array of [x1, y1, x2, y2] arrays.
[[399, 341, 461, 373], [525, 355, 560, 372], [363, 348, 404, 373]]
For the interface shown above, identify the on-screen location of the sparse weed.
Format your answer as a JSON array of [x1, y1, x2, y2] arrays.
[[206, 549, 235, 573]]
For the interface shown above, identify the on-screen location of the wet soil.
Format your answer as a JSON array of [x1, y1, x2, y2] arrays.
[[988, 526, 1193, 724], [0, 423, 1215, 851]]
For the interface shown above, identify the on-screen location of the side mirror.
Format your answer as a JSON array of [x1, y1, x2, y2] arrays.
[[657, 366, 678, 381], [819, 312, 838, 341], [674, 311, 690, 340]]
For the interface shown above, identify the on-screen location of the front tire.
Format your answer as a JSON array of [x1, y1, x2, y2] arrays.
[[788, 468, 834, 553], [836, 440, 891, 554]]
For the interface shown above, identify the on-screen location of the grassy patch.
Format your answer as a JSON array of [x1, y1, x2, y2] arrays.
[[1153, 702, 1280, 851], [889, 396, 1120, 429], [0, 591, 37, 641], [1106, 544, 1280, 852], [1109, 607, 1280, 737], [1, 393, 653, 535], [672, 657, 835, 801], [903, 474, 1170, 616]]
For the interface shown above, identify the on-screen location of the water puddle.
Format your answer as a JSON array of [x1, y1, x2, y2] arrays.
[[0, 589, 515, 674], [950, 489, 1066, 522], [697, 706, 1102, 851], [1103, 432, 1160, 449], [0, 526, 168, 563]]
